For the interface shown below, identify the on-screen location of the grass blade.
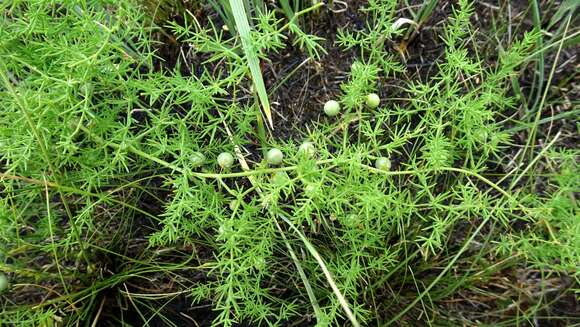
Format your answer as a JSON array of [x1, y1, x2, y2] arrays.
[[228, 0, 273, 128], [274, 219, 324, 323], [385, 218, 490, 326], [279, 214, 361, 327]]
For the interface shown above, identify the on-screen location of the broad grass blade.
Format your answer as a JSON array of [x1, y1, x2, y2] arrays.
[[229, 0, 273, 128]]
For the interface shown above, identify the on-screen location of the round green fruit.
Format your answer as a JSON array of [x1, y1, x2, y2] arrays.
[[323, 100, 341, 116], [375, 157, 391, 171], [190, 152, 206, 167], [366, 93, 380, 108], [298, 142, 316, 157], [266, 148, 284, 165], [272, 171, 290, 186], [0, 273, 8, 292], [217, 152, 235, 169]]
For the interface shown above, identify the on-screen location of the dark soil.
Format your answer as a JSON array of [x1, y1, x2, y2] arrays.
[[264, 1, 368, 140]]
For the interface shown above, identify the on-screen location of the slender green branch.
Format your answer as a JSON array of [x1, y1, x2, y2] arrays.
[[0, 63, 90, 265]]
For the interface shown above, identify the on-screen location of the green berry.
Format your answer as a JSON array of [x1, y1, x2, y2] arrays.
[[375, 157, 391, 171], [253, 256, 266, 271], [366, 93, 380, 108], [229, 199, 239, 211], [272, 171, 290, 186], [0, 273, 8, 292], [298, 142, 316, 157], [217, 152, 234, 169], [343, 214, 359, 228], [323, 100, 340, 116], [218, 220, 233, 237], [304, 183, 317, 196], [190, 152, 206, 167], [474, 129, 488, 142], [266, 148, 284, 165]]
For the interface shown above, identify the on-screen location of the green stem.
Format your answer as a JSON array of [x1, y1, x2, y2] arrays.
[[277, 2, 324, 33], [80, 126, 532, 216], [0, 64, 90, 266]]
